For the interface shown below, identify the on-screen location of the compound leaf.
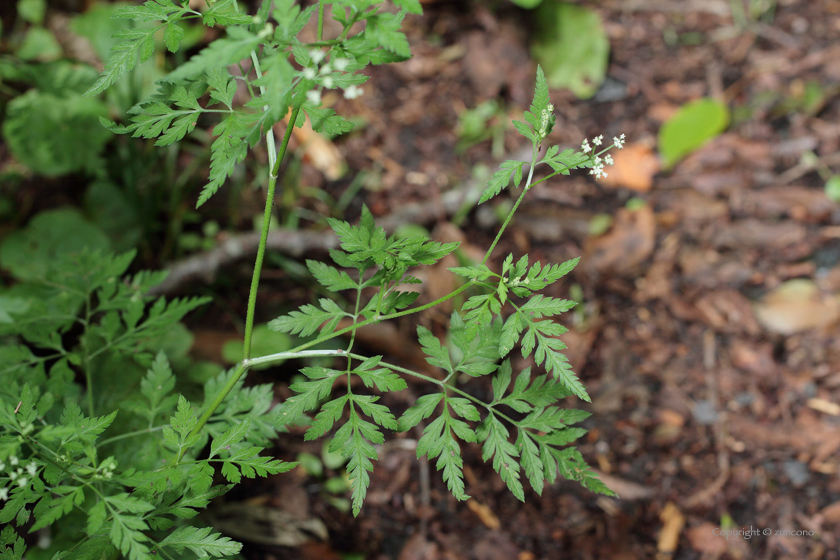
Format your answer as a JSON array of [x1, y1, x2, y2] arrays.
[[479, 160, 527, 204], [267, 298, 348, 337], [160, 526, 242, 558], [84, 27, 161, 97]]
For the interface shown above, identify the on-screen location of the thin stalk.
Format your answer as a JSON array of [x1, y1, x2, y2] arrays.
[[317, 1, 325, 41], [242, 105, 301, 361], [83, 295, 95, 417], [185, 105, 302, 454], [481, 144, 538, 265], [98, 425, 167, 447], [250, 51, 277, 169]]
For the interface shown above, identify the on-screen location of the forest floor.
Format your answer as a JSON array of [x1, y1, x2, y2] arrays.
[[164, 1, 840, 559]]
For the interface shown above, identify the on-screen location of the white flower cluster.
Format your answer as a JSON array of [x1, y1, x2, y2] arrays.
[[580, 133, 626, 180], [0, 458, 38, 500], [96, 461, 118, 480], [302, 50, 363, 104], [539, 103, 555, 137], [613, 133, 626, 149]]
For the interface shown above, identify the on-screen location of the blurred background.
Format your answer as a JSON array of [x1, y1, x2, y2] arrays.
[[2, 0, 840, 558]]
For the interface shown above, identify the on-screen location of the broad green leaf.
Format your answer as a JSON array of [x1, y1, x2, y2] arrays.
[[659, 98, 729, 168], [393, 0, 423, 14], [0, 208, 109, 282], [3, 90, 110, 175], [531, 2, 609, 99], [18, 0, 46, 24], [825, 175, 840, 202]]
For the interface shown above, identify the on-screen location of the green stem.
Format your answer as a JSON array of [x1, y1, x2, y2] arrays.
[[481, 144, 538, 265], [317, 1, 325, 41], [83, 295, 95, 417], [242, 105, 301, 361], [249, 51, 277, 168], [98, 425, 167, 447], [185, 108, 302, 458]]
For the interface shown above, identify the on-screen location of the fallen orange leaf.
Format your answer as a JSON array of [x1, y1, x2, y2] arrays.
[[600, 143, 661, 193]]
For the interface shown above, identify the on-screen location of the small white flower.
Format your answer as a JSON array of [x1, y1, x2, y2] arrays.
[[9, 456, 18, 467], [602, 172, 608, 178], [17, 477, 27, 488], [26, 462, 37, 477], [9, 471, 17, 481], [306, 90, 321, 105], [604, 154, 614, 166], [303, 67, 316, 80], [320, 63, 332, 75], [0, 461, 5, 472], [613, 134, 625, 149], [593, 135, 603, 146], [594, 155, 602, 165], [581, 139, 591, 154], [310, 49, 326, 64], [333, 57, 349, 71], [320, 76, 334, 89], [0, 488, 8, 501], [344, 85, 363, 99]]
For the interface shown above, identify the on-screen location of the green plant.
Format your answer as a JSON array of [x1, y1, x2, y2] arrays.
[[1, 1, 624, 558], [456, 99, 507, 157], [530, 1, 609, 99], [659, 97, 729, 169], [728, 0, 776, 27]]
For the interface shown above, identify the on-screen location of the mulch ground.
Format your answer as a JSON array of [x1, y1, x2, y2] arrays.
[[238, 1, 840, 559]]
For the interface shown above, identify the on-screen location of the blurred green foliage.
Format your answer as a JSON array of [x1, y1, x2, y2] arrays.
[[659, 98, 730, 169], [530, 2, 609, 99]]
